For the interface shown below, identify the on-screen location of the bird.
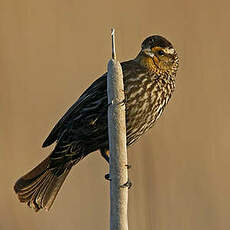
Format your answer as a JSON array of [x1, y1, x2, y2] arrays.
[[14, 35, 179, 212]]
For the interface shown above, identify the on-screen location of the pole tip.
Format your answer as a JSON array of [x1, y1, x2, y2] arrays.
[[111, 28, 115, 36], [111, 28, 116, 60]]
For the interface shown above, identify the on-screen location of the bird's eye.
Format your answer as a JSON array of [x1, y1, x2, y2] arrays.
[[157, 50, 165, 56]]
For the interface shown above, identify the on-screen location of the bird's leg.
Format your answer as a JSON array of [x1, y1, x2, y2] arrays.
[[100, 149, 132, 187], [100, 149, 111, 180], [100, 149, 110, 163]]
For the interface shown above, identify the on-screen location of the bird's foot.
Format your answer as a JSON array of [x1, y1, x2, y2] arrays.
[[117, 98, 126, 106], [107, 98, 126, 108], [125, 164, 131, 169], [107, 102, 112, 108], [105, 173, 111, 181], [120, 179, 132, 189]]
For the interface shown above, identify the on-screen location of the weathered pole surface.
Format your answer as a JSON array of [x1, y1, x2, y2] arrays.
[[107, 29, 129, 230]]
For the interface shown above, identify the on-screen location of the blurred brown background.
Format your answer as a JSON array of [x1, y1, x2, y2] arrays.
[[1, 0, 229, 229]]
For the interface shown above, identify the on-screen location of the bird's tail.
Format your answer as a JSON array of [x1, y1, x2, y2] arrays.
[[14, 155, 74, 212]]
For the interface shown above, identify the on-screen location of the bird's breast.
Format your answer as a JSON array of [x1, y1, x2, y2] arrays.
[[125, 73, 175, 145]]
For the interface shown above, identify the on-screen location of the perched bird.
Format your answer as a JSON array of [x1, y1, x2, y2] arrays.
[[14, 35, 179, 211]]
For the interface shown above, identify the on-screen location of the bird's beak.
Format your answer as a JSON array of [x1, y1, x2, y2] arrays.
[[142, 48, 154, 58]]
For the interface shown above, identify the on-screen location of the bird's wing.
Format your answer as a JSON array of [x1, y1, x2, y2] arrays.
[[42, 73, 107, 147]]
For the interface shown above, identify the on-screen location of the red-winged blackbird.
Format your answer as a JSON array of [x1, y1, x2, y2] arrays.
[[14, 35, 179, 211]]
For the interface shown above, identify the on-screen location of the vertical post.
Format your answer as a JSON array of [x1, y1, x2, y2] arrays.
[[107, 29, 129, 230]]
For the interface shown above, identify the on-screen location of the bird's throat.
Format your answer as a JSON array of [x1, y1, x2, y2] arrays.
[[135, 54, 158, 73]]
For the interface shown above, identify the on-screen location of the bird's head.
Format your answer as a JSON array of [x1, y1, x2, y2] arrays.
[[136, 35, 179, 75]]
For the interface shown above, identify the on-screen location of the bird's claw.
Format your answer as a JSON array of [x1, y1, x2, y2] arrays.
[[118, 99, 126, 106], [105, 173, 111, 181], [105, 172, 132, 189], [125, 164, 131, 169], [107, 102, 112, 107], [108, 99, 126, 108], [120, 179, 132, 189]]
